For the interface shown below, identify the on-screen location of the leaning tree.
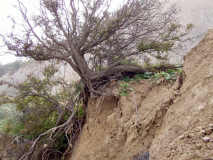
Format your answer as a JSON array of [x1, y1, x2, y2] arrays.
[[0, 0, 192, 159], [2, 0, 192, 96]]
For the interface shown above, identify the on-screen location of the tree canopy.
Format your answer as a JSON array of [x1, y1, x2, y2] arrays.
[[1, 0, 192, 97]]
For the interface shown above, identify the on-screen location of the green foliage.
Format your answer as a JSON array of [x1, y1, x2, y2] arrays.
[[3, 119, 12, 133], [0, 103, 20, 134], [0, 64, 83, 160], [153, 70, 176, 80], [119, 83, 132, 96], [72, 80, 83, 94], [52, 133, 68, 151], [120, 60, 140, 66], [142, 58, 152, 68], [138, 39, 173, 62], [75, 105, 85, 118], [3, 119, 24, 135], [134, 72, 154, 81], [154, 71, 169, 80], [149, 69, 177, 84], [166, 69, 176, 75], [177, 68, 183, 74], [0, 64, 86, 159], [94, 64, 106, 71], [168, 23, 180, 32], [42, 64, 59, 78], [0, 92, 12, 105], [186, 23, 194, 31], [120, 68, 179, 86], [138, 39, 173, 54], [0, 64, 79, 151], [121, 76, 133, 82], [138, 39, 157, 51], [121, 72, 154, 83]]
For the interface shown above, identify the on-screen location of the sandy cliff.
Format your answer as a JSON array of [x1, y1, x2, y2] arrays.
[[70, 29, 213, 160]]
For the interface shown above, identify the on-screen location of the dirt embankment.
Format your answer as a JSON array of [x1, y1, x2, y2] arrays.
[[70, 29, 213, 160]]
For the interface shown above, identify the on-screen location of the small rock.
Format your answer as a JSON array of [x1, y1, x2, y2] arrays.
[[133, 152, 149, 160], [210, 124, 213, 128], [197, 126, 202, 131], [174, 72, 180, 79], [194, 128, 200, 132], [202, 127, 207, 130], [156, 77, 166, 85], [196, 143, 202, 149], [203, 137, 211, 142], [206, 128, 213, 135], [167, 153, 171, 158], [189, 133, 194, 138], [179, 135, 185, 140], [199, 130, 206, 137], [207, 142, 213, 149], [110, 79, 116, 85]]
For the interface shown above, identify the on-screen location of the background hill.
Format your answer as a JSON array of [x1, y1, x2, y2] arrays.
[[0, 60, 79, 96]]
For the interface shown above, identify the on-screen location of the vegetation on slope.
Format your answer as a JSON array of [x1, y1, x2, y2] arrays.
[[0, 0, 192, 159], [0, 62, 182, 159]]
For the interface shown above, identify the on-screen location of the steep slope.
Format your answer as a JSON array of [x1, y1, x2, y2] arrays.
[[70, 29, 213, 160], [149, 29, 213, 159], [70, 79, 181, 160]]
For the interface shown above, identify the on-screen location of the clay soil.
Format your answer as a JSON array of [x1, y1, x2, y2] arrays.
[[70, 29, 213, 160]]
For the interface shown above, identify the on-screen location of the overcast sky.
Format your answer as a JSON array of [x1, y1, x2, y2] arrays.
[[0, 0, 124, 65], [1, 0, 213, 65], [0, 0, 18, 65], [0, 0, 35, 65]]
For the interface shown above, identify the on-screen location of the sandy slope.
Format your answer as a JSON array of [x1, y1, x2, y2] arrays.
[[70, 29, 213, 160]]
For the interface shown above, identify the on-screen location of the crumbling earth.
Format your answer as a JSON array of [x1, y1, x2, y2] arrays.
[[70, 29, 213, 160]]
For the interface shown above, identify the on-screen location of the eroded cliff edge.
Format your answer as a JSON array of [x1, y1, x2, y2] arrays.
[[70, 29, 213, 160]]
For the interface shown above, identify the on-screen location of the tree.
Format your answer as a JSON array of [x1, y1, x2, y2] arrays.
[[2, 0, 192, 97], [0, 63, 84, 159], [0, 0, 193, 159]]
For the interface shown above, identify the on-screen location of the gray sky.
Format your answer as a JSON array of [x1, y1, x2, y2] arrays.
[[1, 0, 213, 65], [0, 0, 123, 65], [0, 0, 18, 65], [0, 0, 34, 65]]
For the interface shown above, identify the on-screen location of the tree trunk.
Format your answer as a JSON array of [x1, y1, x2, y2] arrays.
[[55, 109, 66, 126], [91, 65, 148, 80]]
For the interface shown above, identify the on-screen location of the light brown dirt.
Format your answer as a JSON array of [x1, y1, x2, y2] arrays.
[[70, 73, 181, 160], [149, 29, 213, 160], [70, 29, 213, 160]]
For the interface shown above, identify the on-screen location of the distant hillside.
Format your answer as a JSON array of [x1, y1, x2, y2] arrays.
[[0, 60, 79, 96], [0, 61, 23, 78]]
